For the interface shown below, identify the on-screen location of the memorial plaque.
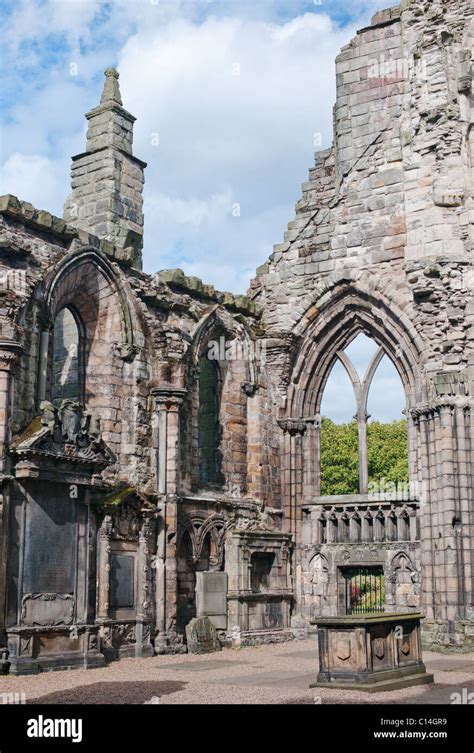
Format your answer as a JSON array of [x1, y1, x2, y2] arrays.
[[23, 496, 76, 594], [22, 593, 75, 626], [110, 554, 135, 608], [196, 572, 227, 629]]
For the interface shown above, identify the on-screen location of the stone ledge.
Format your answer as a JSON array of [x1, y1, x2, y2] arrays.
[[70, 145, 147, 170], [0, 194, 78, 240], [357, 5, 401, 35], [156, 268, 261, 318]]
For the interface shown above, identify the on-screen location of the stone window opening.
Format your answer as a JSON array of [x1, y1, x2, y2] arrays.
[[341, 565, 385, 615], [197, 354, 223, 486], [319, 333, 409, 498], [50, 306, 84, 406]]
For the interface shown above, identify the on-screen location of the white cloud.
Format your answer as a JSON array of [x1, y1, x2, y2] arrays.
[[114, 12, 364, 287], [147, 189, 234, 228], [0, 153, 67, 213]]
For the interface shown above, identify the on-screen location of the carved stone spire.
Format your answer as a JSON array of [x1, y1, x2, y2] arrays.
[[63, 68, 146, 270], [100, 68, 123, 106]]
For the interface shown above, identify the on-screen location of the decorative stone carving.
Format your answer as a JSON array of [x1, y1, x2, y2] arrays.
[[115, 342, 139, 362], [373, 637, 385, 660], [277, 418, 307, 435], [21, 593, 75, 627], [241, 381, 258, 397], [10, 400, 115, 466], [235, 503, 281, 532], [0, 341, 22, 372]]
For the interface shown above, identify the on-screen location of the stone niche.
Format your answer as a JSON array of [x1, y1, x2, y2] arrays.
[[5, 481, 105, 674], [225, 530, 293, 644], [310, 613, 434, 692]]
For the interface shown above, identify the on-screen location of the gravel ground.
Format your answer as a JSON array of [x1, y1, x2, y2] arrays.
[[0, 639, 472, 705]]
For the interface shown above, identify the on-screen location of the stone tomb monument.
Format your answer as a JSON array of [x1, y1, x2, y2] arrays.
[[310, 613, 434, 692]]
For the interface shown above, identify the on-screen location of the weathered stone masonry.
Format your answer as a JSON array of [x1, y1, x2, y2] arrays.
[[0, 1, 472, 673]]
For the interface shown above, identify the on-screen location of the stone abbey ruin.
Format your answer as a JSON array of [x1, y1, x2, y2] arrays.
[[0, 1, 473, 673]]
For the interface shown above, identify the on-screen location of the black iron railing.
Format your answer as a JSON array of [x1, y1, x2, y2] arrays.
[[344, 566, 385, 615]]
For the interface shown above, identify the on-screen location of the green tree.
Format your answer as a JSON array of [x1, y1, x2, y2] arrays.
[[320, 418, 359, 495], [320, 418, 408, 496], [367, 419, 409, 488]]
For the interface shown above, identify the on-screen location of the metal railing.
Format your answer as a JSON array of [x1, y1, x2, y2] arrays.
[[344, 566, 385, 615]]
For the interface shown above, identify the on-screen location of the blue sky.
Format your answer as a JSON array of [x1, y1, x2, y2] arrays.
[[0, 0, 405, 420]]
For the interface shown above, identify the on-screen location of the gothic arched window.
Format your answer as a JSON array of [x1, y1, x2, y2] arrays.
[[198, 355, 222, 484], [51, 307, 83, 406], [320, 333, 408, 496]]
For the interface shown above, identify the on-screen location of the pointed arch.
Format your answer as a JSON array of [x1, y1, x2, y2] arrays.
[[287, 282, 425, 419], [391, 551, 415, 572], [44, 247, 138, 359]]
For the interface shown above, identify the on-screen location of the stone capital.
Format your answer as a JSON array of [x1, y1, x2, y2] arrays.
[[277, 418, 307, 436], [151, 387, 187, 412]]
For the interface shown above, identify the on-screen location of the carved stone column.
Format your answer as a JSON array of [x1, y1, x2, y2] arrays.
[[0, 341, 22, 643], [151, 387, 186, 650], [151, 388, 186, 496], [135, 516, 154, 656], [278, 417, 307, 622], [0, 342, 22, 478], [96, 515, 112, 622], [35, 316, 52, 409], [278, 418, 307, 542]]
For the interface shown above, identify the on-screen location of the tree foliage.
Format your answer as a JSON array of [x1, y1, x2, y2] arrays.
[[320, 418, 408, 496]]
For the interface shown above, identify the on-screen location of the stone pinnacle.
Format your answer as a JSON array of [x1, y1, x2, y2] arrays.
[[100, 68, 123, 106]]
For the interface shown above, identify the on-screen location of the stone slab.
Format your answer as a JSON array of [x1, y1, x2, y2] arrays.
[[185, 616, 221, 655], [157, 660, 251, 671]]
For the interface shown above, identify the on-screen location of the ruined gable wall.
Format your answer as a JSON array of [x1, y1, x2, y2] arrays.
[[251, 0, 473, 398]]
